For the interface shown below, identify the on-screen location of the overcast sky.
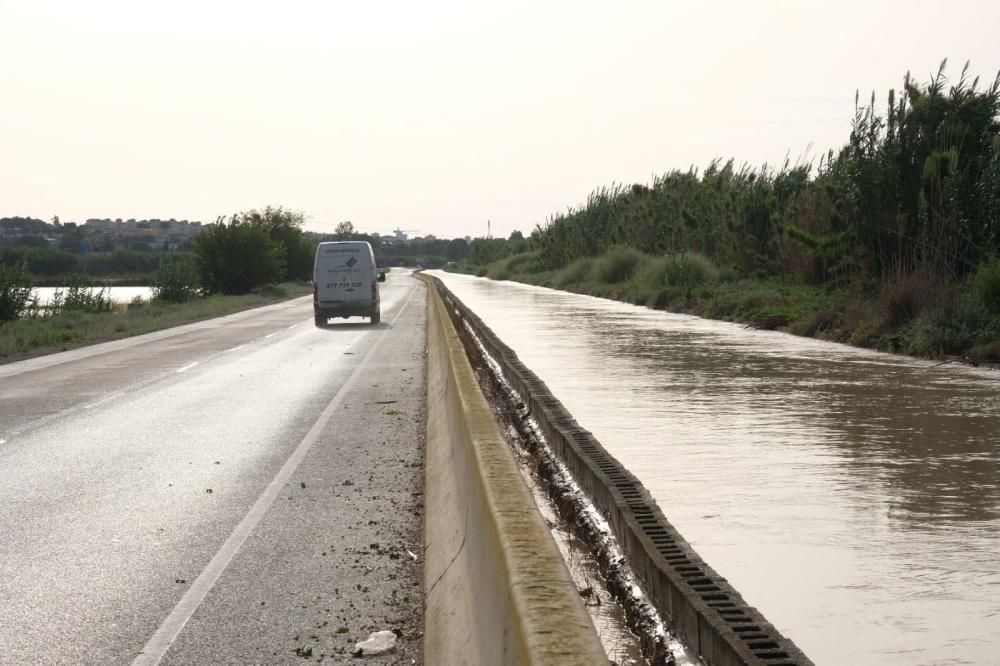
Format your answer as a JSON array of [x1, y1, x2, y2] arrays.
[[2, 1, 998, 239]]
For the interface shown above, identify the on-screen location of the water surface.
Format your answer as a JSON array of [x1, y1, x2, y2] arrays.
[[433, 272, 1000, 665], [31, 286, 153, 305]]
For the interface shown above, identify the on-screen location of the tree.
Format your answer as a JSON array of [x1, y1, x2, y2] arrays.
[[59, 227, 86, 252], [16, 235, 50, 248], [335, 221, 355, 238], [447, 238, 470, 260], [192, 216, 286, 294], [228, 206, 315, 281]]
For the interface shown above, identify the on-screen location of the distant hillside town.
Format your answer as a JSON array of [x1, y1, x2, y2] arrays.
[[0, 217, 206, 252], [0, 215, 476, 272]]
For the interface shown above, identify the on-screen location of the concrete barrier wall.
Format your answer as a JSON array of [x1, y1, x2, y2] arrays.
[[431, 277, 814, 666], [423, 281, 607, 666]]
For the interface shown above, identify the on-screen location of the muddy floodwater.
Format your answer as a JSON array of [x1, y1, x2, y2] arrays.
[[432, 272, 1000, 666]]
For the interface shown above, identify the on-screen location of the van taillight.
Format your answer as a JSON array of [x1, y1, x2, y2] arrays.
[[371, 282, 378, 299], [313, 283, 318, 299]]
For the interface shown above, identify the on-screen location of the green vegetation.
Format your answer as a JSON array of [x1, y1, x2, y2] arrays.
[[0, 246, 182, 285], [458, 63, 1000, 363], [0, 282, 311, 362], [151, 257, 200, 303], [46, 275, 114, 314], [0, 262, 33, 321], [2, 206, 317, 360], [193, 206, 315, 295], [1, 215, 207, 284]]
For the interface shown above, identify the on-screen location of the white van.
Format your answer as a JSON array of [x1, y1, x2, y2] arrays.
[[313, 241, 386, 326]]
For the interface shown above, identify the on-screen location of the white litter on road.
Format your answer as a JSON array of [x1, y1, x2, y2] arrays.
[[353, 630, 397, 656]]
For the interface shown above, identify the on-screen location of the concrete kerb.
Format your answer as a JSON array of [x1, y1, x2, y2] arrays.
[[430, 276, 814, 666], [421, 277, 607, 666]]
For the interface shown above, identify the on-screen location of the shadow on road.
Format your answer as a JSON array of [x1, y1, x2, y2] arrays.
[[314, 321, 391, 331]]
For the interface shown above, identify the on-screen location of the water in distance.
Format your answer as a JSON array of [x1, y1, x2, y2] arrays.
[[31, 286, 153, 306]]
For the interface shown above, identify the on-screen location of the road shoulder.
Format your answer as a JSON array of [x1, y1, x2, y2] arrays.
[[158, 282, 426, 665]]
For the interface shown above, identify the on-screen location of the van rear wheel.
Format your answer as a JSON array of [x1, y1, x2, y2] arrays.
[[314, 315, 326, 328], [371, 310, 380, 325]]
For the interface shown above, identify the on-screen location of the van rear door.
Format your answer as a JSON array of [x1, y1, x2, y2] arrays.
[[315, 242, 375, 312]]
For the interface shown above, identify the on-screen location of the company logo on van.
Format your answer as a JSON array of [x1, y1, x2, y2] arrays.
[[345, 257, 358, 267]]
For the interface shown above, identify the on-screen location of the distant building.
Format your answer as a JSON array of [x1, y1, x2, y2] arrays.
[[82, 218, 205, 250]]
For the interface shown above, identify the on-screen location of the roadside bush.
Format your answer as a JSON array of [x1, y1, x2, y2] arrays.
[[152, 258, 200, 303], [790, 309, 837, 337], [648, 288, 674, 309], [596, 247, 644, 283], [904, 306, 969, 357], [968, 327, 1000, 362], [257, 284, 288, 298], [554, 257, 595, 287], [717, 266, 739, 283], [618, 255, 668, 305], [505, 251, 541, 274], [487, 256, 514, 280], [0, 262, 34, 321], [849, 322, 881, 348], [49, 275, 113, 314], [193, 218, 286, 295], [488, 264, 510, 281], [878, 273, 942, 328], [663, 252, 718, 289], [633, 256, 669, 293], [488, 252, 542, 280], [969, 258, 1000, 313]]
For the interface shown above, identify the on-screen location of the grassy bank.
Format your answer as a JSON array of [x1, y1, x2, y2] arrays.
[[0, 282, 312, 363], [460, 249, 1000, 364]]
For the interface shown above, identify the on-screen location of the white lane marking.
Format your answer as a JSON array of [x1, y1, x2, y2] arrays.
[[264, 333, 276, 339], [287, 324, 296, 329], [132, 281, 419, 666], [223, 344, 247, 353], [0, 439, 6, 445], [176, 362, 199, 374], [83, 392, 125, 410]]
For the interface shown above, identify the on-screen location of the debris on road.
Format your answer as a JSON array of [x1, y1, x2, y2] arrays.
[[353, 630, 397, 656]]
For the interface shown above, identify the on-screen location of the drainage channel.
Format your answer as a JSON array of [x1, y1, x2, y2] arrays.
[[434, 276, 813, 666], [448, 293, 688, 666]]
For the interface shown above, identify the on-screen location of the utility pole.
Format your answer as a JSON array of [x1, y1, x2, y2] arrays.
[[487, 219, 491, 239]]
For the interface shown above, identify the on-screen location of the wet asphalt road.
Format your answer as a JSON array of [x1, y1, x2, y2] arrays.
[[0, 272, 426, 665]]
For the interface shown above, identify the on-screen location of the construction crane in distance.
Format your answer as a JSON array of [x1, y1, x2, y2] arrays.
[[392, 227, 421, 241]]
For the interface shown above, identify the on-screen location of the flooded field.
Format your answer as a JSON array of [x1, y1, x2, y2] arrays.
[[31, 286, 153, 305], [432, 272, 1000, 665]]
